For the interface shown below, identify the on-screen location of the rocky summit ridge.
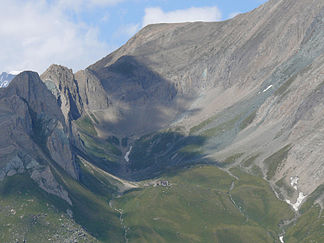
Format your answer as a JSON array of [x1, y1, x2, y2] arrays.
[[0, 71, 77, 204]]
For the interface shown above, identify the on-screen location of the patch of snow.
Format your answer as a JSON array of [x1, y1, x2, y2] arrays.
[[0, 81, 9, 88], [290, 176, 299, 190], [286, 192, 307, 211], [263, 84, 273, 92], [0, 72, 16, 88], [10, 209, 16, 215], [124, 146, 132, 162], [279, 236, 284, 243]]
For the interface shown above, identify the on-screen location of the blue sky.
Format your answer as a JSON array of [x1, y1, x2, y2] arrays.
[[83, 0, 267, 47], [0, 0, 267, 73]]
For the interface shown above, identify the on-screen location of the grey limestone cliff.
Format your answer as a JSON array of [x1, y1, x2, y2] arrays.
[[0, 71, 78, 204]]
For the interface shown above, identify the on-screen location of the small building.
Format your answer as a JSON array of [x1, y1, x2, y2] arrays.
[[154, 180, 170, 187], [161, 180, 169, 187]]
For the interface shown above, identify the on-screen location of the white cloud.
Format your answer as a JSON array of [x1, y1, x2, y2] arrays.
[[0, 0, 113, 73], [142, 6, 222, 27], [56, 0, 125, 11]]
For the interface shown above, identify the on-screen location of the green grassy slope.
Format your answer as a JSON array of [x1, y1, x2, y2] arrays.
[[0, 155, 126, 242], [51, 159, 125, 242], [0, 175, 99, 243], [113, 165, 294, 243], [285, 185, 324, 243], [286, 205, 324, 243]]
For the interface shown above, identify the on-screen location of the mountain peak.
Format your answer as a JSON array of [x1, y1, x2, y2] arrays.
[[7, 71, 47, 96]]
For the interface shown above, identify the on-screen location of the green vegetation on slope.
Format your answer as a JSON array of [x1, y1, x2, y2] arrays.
[[0, 175, 99, 243], [77, 157, 119, 200], [75, 115, 123, 174], [242, 154, 259, 168], [2, 154, 322, 243], [52, 162, 124, 242], [201, 116, 240, 137], [113, 165, 294, 243], [285, 205, 324, 243], [190, 108, 257, 138], [0, 160, 126, 242], [275, 64, 313, 98], [76, 115, 98, 136], [230, 168, 294, 232], [285, 184, 324, 243], [80, 133, 122, 161], [275, 177, 295, 198], [129, 130, 206, 175], [264, 145, 291, 180], [240, 111, 257, 130], [274, 75, 297, 97], [189, 114, 220, 134], [221, 153, 244, 167]]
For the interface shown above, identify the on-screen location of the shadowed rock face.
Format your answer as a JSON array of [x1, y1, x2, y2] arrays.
[[82, 0, 324, 138], [41, 65, 83, 123], [0, 71, 78, 204]]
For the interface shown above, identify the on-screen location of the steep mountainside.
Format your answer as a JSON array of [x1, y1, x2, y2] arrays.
[[1, 0, 324, 242], [0, 72, 78, 203], [67, 0, 324, 202]]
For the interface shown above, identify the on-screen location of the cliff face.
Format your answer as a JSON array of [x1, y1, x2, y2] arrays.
[[41, 65, 84, 123], [0, 71, 77, 204]]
